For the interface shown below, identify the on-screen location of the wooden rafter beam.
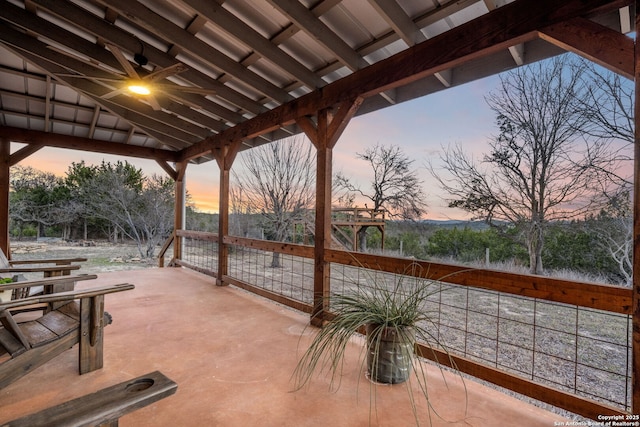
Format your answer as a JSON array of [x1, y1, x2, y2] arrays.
[[0, 127, 180, 163], [180, 0, 631, 162], [538, 17, 634, 79], [268, 0, 366, 71], [182, 0, 323, 89]]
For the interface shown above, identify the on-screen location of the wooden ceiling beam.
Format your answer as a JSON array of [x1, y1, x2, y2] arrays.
[[369, 0, 452, 88], [368, 0, 425, 46], [268, 0, 367, 71], [180, 0, 629, 162], [0, 127, 180, 163], [538, 17, 633, 79], [183, 0, 324, 89]]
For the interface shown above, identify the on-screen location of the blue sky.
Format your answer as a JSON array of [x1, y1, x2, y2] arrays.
[[16, 74, 502, 220]]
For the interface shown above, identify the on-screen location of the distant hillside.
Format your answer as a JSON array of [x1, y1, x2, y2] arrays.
[[421, 219, 490, 230]]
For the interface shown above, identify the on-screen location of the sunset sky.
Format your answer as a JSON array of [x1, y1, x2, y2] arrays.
[[13, 74, 500, 221]]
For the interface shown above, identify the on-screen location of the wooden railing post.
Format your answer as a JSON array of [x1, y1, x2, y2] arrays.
[[298, 98, 362, 326], [215, 143, 240, 286], [173, 161, 187, 263]]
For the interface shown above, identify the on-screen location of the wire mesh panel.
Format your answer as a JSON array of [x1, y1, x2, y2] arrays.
[[226, 243, 314, 305], [181, 235, 218, 273], [329, 262, 632, 412]]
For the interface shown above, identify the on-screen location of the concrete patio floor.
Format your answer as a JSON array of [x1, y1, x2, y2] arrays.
[[0, 267, 571, 426]]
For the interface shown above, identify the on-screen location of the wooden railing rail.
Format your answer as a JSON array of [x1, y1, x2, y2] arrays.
[[223, 235, 314, 258], [177, 229, 219, 242], [157, 233, 175, 268], [325, 249, 633, 314]]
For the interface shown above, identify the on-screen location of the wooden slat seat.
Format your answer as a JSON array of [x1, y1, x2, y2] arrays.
[[21, 302, 80, 348], [0, 280, 134, 389]]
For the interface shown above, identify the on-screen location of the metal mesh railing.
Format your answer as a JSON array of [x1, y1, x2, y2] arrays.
[[181, 235, 218, 273], [226, 243, 314, 305], [329, 262, 632, 411]]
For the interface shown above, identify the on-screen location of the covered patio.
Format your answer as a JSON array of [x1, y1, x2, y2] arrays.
[[0, 268, 563, 426], [1, 0, 639, 423]]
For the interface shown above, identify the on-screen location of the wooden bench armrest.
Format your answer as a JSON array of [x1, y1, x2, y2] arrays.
[[8, 257, 87, 266], [0, 283, 134, 311], [0, 265, 81, 274], [0, 274, 98, 292], [4, 371, 177, 427]]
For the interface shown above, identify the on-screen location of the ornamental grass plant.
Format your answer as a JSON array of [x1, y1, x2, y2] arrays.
[[292, 261, 467, 426]]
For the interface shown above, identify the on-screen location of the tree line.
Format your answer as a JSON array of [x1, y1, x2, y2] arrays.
[[9, 161, 177, 258]]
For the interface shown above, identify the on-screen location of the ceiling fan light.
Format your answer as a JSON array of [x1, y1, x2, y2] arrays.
[[128, 83, 151, 95]]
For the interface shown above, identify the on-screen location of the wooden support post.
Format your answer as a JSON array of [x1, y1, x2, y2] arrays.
[[312, 116, 333, 327], [299, 98, 363, 326], [173, 161, 187, 263], [633, 0, 640, 413], [0, 139, 9, 259], [215, 144, 240, 286]]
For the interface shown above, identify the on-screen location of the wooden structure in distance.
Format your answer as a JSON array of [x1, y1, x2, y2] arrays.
[[294, 207, 386, 251]]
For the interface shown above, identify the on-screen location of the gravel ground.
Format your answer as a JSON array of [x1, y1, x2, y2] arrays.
[[8, 239, 158, 275]]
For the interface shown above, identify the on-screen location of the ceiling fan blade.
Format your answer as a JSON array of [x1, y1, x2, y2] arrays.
[[145, 63, 189, 82], [155, 84, 216, 95], [106, 43, 140, 80], [56, 74, 124, 83], [147, 95, 163, 111], [101, 87, 127, 99]]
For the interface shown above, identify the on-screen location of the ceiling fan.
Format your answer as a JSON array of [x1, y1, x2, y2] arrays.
[[56, 43, 216, 111]]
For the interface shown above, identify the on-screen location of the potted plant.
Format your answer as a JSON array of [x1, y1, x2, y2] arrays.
[[292, 262, 464, 425]]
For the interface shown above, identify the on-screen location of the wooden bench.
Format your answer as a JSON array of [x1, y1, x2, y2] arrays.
[[0, 273, 97, 306], [0, 280, 135, 389], [4, 370, 177, 427], [0, 248, 87, 280]]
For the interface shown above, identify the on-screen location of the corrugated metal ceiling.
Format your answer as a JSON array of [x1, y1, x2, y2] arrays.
[[0, 0, 631, 163]]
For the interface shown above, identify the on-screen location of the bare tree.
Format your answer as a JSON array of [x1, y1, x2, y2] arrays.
[[431, 55, 620, 275], [577, 60, 634, 284], [591, 188, 633, 286], [580, 59, 634, 147], [335, 143, 427, 250], [232, 136, 315, 267], [85, 162, 174, 258]]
